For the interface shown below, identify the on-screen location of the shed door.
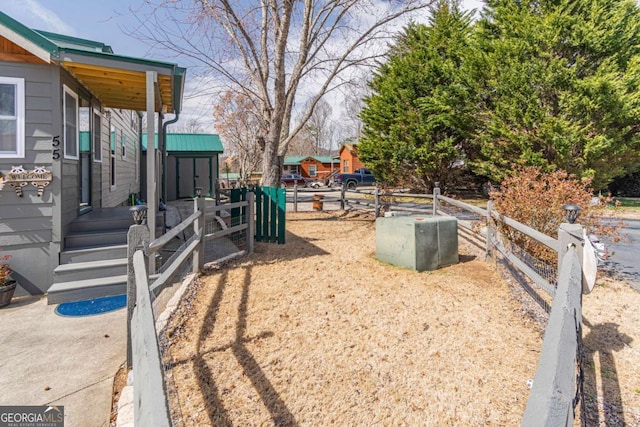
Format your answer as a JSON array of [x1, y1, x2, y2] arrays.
[[177, 157, 212, 198]]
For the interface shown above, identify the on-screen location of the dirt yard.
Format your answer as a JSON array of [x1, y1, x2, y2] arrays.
[[163, 210, 640, 426]]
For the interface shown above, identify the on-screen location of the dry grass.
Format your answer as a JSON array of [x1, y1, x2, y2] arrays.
[[581, 273, 640, 426], [164, 211, 544, 426]]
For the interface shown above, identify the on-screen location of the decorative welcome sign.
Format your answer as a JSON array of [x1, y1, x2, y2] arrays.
[[2, 165, 52, 197]]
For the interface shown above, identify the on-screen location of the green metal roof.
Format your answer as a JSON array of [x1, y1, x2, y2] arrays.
[[0, 11, 58, 57], [142, 133, 224, 153], [0, 10, 186, 114], [35, 30, 114, 53], [284, 155, 336, 165]]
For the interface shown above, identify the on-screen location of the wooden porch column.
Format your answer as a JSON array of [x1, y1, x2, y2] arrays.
[[146, 71, 157, 268]]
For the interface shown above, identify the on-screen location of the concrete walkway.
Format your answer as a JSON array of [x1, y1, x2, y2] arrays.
[[0, 295, 126, 427]]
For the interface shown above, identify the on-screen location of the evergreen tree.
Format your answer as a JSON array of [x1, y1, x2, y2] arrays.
[[472, 0, 640, 189], [358, 0, 476, 189]]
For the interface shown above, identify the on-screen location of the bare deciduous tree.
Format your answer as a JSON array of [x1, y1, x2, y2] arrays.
[[300, 98, 335, 155], [213, 91, 263, 184], [169, 118, 204, 134], [340, 75, 370, 140], [131, 0, 432, 186]]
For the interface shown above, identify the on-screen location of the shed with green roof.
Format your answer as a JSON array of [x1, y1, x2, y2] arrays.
[[142, 133, 224, 200]]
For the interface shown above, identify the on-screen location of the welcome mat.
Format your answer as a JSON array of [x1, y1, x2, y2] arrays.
[[55, 294, 126, 317]]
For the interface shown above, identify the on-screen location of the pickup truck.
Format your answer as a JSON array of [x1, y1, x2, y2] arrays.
[[333, 168, 376, 189]]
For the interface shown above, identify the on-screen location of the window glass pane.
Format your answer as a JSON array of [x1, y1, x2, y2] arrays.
[[0, 84, 16, 116], [65, 92, 75, 120], [0, 119, 17, 152], [64, 91, 78, 157]]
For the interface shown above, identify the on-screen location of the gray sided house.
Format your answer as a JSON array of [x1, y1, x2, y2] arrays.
[[0, 11, 185, 300], [141, 133, 223, 200]]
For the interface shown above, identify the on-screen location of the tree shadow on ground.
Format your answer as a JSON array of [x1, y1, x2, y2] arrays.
[[581, 318, 633, 426], [190, 267, 298, 426], [247, 231, 330, 265]]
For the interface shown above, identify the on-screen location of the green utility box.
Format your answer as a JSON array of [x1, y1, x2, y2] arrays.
[[376, 215, 459, 271]]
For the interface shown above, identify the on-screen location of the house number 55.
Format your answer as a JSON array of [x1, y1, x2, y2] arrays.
[[52, 136, 61, 160]]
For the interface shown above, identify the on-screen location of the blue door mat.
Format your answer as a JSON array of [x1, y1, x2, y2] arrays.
[[55, 294, 127, 317]]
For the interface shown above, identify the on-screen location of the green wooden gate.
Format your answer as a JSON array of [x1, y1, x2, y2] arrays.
[[253, 186, 286, 244]]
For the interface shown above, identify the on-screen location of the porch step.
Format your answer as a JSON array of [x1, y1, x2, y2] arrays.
[[47, 275, 127, 305], [68, 209, 166, 233], [68, 216, 134, 233], [53, 258, 127, 283], [60, 244, 128, 264], [65, 229, 128, 249]]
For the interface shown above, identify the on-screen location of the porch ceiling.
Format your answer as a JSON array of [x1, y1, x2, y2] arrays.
[[60, 54, 184, 113], [0, 10, 185, 114], [61, 62, 174, 112]]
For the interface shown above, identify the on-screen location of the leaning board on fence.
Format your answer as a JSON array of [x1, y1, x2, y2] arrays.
[[255, 186, 286, 244]]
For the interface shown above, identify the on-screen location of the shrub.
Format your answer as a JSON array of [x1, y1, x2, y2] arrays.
[[0, 248, 12, 286], [490, 166, 619, 265]]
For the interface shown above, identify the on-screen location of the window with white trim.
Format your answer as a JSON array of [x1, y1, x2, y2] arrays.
[[134, 138, 138, 182], [92, 109, 102, 162], [121, 132, 126, 158], [63, 85, 79, 159], [309, 164, 317, 177], [110, 126, 116, 188], [0, 77, 25, 158]]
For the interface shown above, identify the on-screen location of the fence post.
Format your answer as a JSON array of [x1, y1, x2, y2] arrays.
[[340, 182, 346, 210], [214, 179, 221, 205], [293, 181, 298, 212], [374, 184, 380, 217], [126, 223, 150, 369], [432, 182, 440, 216], [277, 187, 286, 244], [193, 194, 205, 272], [486, 200, 494, 261], [557, 221, 584, 291], [557, 205, 583, 275], [247, 191, 255, 253]]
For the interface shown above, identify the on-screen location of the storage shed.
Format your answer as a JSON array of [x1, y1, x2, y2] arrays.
[[142, 133, 224, 200]]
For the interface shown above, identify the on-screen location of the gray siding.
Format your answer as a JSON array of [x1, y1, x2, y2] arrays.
[[0, 62, 56, 294], [101, 109, 141, 208], [59, 70, 87, 237]]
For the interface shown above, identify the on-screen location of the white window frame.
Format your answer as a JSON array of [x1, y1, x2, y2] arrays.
[[92, 108, 102, 163], [130, 111, 137, 132], [63, 85, 79, 160], [121, 131, 126, 158], [0, 76, 25, 158], [134, 137, 138, 182], [309, 164, 317, 177], [110, 125, 116, 189]]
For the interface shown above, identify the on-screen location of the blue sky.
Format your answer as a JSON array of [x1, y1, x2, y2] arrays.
[[2, 1, 485, 57], [1, 0, 486, 127]]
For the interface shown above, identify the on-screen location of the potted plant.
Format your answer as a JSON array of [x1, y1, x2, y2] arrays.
[[0, 248, 17, 308]]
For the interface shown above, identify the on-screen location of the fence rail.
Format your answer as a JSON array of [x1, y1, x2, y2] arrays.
[[522, 247, 583, 427], [126, 192, 258, 426], [126, 182, 587, 426], [131, 250, 171, 427]]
